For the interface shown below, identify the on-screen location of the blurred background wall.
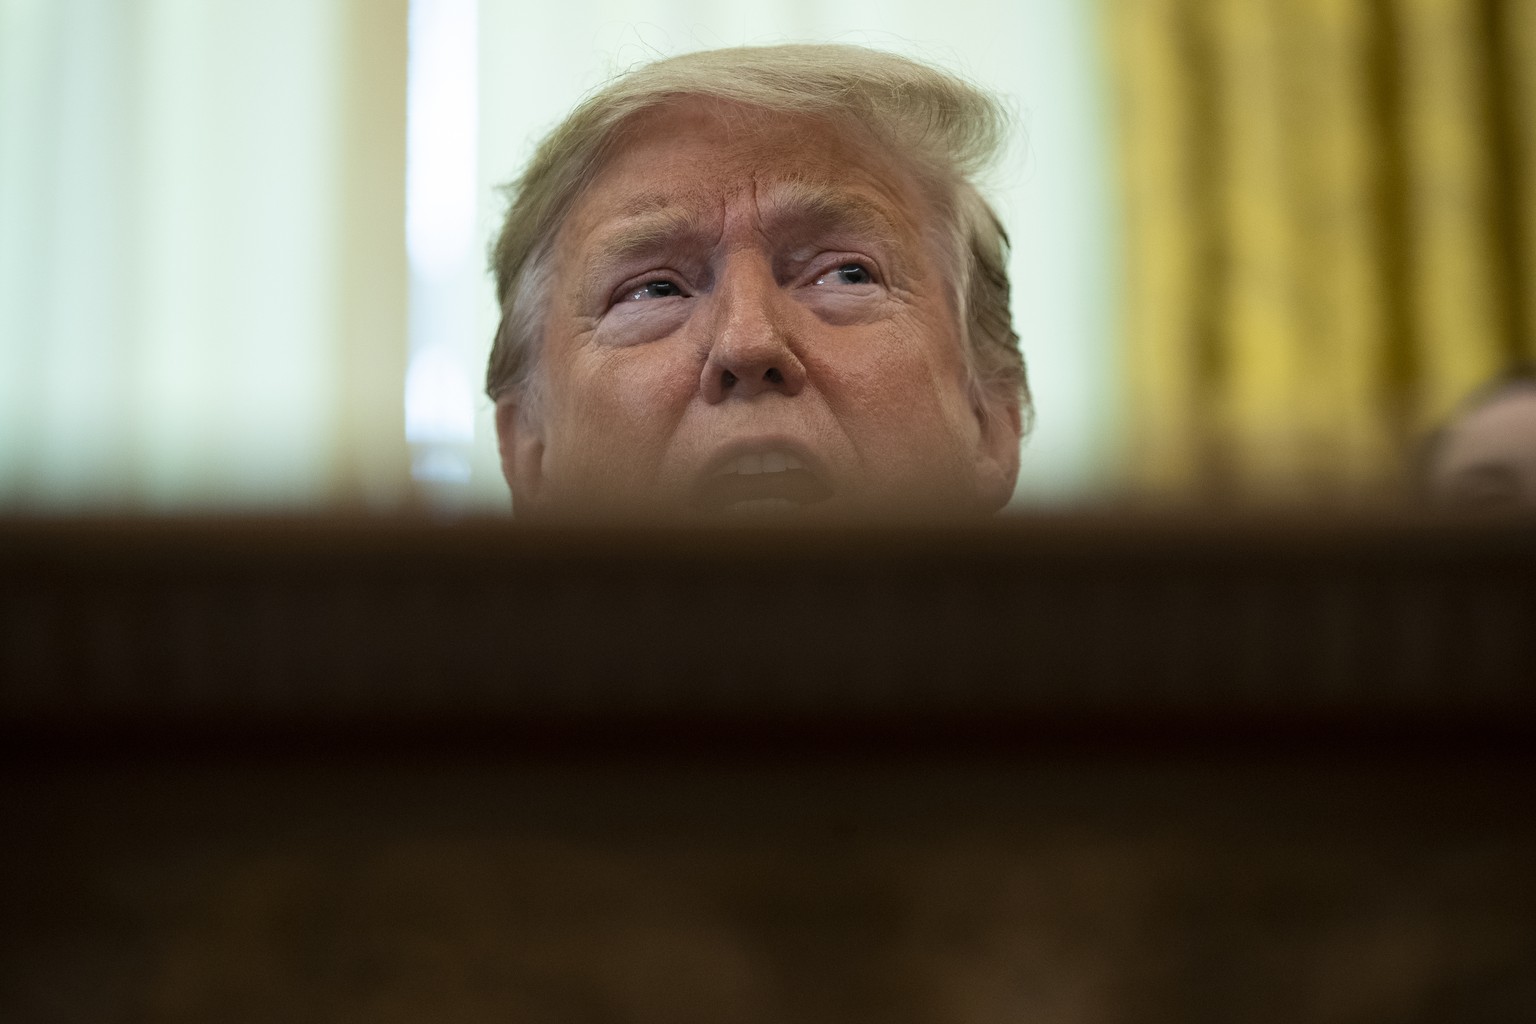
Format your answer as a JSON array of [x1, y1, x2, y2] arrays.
[[1, 0, 1531, 513]]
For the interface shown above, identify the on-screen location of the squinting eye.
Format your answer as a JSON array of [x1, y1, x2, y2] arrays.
[[815, 263, 874, 286], [624, 280, 684, 302]]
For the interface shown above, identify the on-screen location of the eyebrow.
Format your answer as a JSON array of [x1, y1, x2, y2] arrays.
[[583, 206, 713, 272], [578, 181, 911, 281], [758, 180, 910, 253]]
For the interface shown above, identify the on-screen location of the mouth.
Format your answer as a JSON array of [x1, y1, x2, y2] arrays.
[[691, 446, 835, 515]]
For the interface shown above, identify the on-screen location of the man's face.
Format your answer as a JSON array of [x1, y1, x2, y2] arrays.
[[497, 98, 1020, 520], [1430, 387, 1536, 509]]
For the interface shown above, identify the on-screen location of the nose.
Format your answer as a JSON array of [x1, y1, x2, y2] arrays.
[[699, 259, 806, 403]]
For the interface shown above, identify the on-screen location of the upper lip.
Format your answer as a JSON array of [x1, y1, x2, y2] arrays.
[[710, 449, 805, 477], [691, 438, 834, 511], [700, 438, 827, 480]]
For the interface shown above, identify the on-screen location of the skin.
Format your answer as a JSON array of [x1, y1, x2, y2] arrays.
[[1428, 386, 1536, 510], [496, 97, 1021, 522]]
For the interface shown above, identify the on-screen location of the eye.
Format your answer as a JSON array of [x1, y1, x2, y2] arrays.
[[813, 262, 876, 287], [621, 279, 685, 302]]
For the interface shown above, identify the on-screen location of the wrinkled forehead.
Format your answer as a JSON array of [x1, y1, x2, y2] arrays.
[[555, 96, 939, 257]]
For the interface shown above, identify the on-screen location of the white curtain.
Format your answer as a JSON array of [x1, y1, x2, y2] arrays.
[[0, 0, 408, 512]]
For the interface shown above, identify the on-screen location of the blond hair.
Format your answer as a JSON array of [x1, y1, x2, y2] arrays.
[[486, 44, 1030, 431]]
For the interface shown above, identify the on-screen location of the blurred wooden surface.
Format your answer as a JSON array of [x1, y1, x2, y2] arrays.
[[3, 514, 1534, 732], [2, 515, 1534, 1022]]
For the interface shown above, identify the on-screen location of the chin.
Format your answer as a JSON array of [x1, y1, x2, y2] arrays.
[[516, 465, 995, 525]]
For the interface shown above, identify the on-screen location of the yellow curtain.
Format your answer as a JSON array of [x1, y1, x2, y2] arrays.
[[1106, 0, 1536, 503]]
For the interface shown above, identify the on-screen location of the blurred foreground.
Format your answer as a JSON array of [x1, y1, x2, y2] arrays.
[[2, 514, 1533, 1021]]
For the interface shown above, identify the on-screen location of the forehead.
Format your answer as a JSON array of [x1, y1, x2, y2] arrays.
[[557, 97, 934, 253]]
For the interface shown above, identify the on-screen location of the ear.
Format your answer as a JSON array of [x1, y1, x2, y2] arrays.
[[495, 398, 547, 513], [971, 390, 1022, 512]]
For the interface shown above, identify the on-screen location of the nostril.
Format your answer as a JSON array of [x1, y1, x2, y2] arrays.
[[721, 370, 738, 389], [765, 368, 784, 385]]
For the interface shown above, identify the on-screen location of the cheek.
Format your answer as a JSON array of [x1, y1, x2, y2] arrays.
[[819, 317, 973, 439], [547, 342, 699, 473]]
